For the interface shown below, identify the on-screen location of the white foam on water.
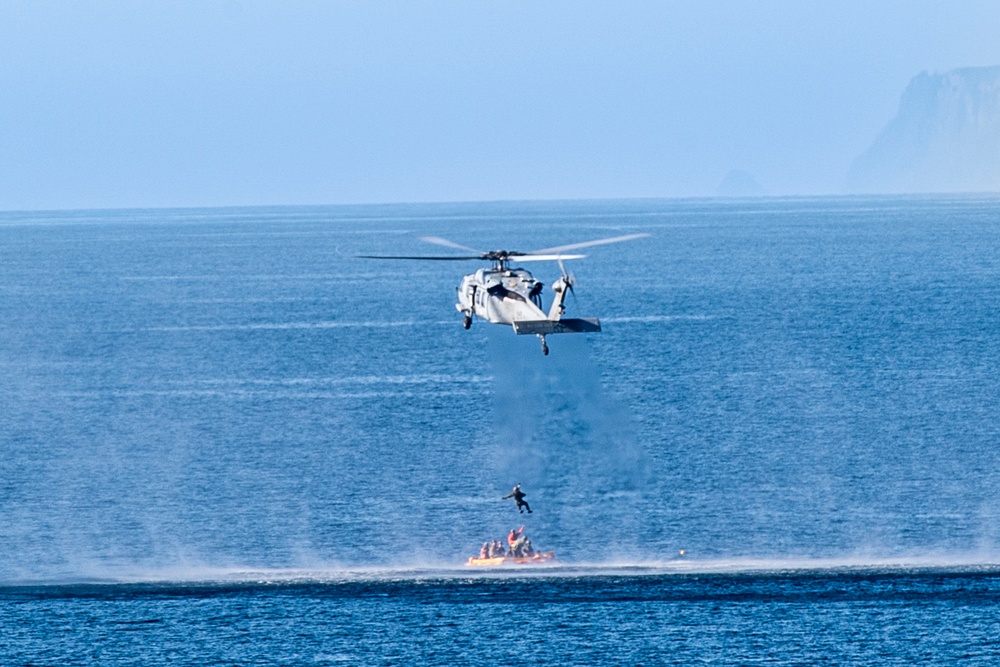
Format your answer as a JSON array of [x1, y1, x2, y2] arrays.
[[603, 314, 718, 324], [8, 554, 1000, 587], [138, 320, 454, 332]]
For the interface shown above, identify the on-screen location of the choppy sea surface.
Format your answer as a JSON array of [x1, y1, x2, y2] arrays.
[[2, 195, 1000, 664]]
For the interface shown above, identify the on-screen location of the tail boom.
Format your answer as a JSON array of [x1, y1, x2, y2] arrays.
[[511, 318, 601, 335]]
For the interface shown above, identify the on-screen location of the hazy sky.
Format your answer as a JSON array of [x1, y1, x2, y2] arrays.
[[2, 1, 999, 210]]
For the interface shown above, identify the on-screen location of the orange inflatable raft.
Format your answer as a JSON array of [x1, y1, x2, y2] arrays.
[[465, 551, 556, 566]]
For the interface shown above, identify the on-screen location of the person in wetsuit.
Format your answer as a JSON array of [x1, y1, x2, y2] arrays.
[[502, 484, 532, 513]]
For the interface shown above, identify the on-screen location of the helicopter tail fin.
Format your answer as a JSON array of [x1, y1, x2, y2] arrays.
[[512, 318, 601, 335]]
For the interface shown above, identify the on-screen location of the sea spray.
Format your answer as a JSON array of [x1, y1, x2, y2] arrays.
[[485, 327, 649, 561]]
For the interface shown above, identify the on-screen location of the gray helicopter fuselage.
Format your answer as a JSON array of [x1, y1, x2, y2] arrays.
[[358, 231, 648, 352], [456, 266, 549, 325]]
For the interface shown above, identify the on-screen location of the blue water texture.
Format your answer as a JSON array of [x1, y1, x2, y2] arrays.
[[2, 195, 1000, 664]]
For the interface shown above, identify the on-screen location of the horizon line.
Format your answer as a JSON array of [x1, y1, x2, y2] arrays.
[[4, 191, 1000, 217]]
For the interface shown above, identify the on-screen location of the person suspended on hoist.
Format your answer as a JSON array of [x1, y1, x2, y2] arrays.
[[502, 484, 532, 514]]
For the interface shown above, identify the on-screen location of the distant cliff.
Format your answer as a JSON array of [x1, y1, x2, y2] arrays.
[[845, 66, 1000, 194]]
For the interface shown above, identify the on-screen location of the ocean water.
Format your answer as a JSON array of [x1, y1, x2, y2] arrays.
[[2, 195, 1000, 664]]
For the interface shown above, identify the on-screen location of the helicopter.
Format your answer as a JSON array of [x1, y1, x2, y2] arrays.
[[359, 233, 649, 354]]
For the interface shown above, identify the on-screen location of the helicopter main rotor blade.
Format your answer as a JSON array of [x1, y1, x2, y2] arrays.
[[508, 254, 586, 262], [525, 233, 650, 256], [417, 236, 483, 254], [355, 255, 481, 261]]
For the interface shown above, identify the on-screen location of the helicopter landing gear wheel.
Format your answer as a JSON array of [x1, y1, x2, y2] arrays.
[[462, 314, 472, 330], [539, 335, 549, 356]]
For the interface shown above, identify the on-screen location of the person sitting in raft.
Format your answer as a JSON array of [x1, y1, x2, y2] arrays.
[[521, 538, 534, 556], [509, 527, 530, 557], [507, 526, 524, 554], [490, 540, 504, 558]]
